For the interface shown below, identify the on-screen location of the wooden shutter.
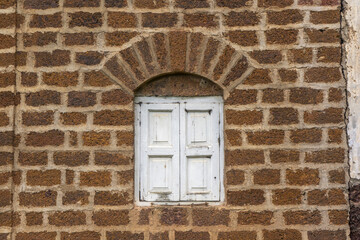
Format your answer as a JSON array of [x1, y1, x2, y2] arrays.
[[139, 103, 180, 202], [179, 101, 221, 201]]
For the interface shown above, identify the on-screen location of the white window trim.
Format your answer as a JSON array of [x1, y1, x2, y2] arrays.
[[134, 96, 225, 206]]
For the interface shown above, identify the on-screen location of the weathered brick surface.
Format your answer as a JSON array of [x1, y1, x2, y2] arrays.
[[2, 0, 349, 239]]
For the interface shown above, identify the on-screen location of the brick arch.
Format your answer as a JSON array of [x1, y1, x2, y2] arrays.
[[100, 31, 255, 98]]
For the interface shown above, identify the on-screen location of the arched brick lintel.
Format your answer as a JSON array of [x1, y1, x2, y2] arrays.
[[100, 31, 255, 99]]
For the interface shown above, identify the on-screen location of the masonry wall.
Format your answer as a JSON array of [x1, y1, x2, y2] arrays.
[[0, 0, 349, 239]]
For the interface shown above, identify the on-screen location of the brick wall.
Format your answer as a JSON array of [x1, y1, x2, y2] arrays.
[[0, 0, 349, 239]]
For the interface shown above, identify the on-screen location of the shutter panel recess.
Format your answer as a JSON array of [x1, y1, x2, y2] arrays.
[[140, 103, 180, 201], [180, 102, 220, 201]]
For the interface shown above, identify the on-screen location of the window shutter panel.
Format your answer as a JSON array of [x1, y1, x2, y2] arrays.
[[180, 102, 221, 201], [139, 103, 180, 201]]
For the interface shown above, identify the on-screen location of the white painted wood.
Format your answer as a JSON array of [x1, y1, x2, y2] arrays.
[[135, 96, 224, 204], [139, 103, 180, 201], [345, 0, 360, 179]]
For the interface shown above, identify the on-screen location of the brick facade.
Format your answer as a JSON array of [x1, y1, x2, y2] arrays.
[[0, 0, 349, 239]]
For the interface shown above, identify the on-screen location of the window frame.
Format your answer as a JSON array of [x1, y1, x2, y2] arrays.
[[134, 96, 225, 206]]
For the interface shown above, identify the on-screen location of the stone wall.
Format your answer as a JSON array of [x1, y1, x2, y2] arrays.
[[0, 0, 349, 239]]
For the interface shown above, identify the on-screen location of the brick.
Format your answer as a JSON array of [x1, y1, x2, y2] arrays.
[[228, 30, 258, 46], [0, 190, 11, 206], [254, 169, 280, 185], [308, 189, 346, 205], [19, 190, 57, 206], [43, 72, 78, 87], [305, 148, 345, 163], [269, 108, 299, 125], [64, 0, 100, 7], [226, 149, 264, 166], [168, 31, 187, 72], [243, 69, 271, 85], [286, 168, 320, 185], [68, 91, 96, 107], [17, 52, 27, 66], [160, 208, 187, 225], [175, 0, 209, 8], [328, 87, 343, 102], [175, 231, 209, 240], [227, 190, 265, 206], [95, 152, 130, 165], [139, 209, 151, 225], [94, 110, 133, 126], [82, 131, 110, 146], [26, 130, 64, 147], [118, 170, 133, 185], [259, 0, 293, 7], [142, 13, 177, 28], [305, 67, 341, 83], [329, 210, 348, 225], [69, 12, 102, 28], [61, 231, 100, 240], [223, 55, 249, 86], [63, 191, 89, 205], [0, 131, 13, 146], [0, 13, 15, 28], [26, 90, 60, 106], [263, 230, 301, 240], [93, 210, 130, 226], [290, 88, 323, 104], [328, 128, 343, 143], [305, 28, 340, 43], [247, 130, 284, 145], [308, 230, 346, 240], [279, 69, 297, 82], [250, 50, 282, 64], [16, 232, 56, 240], [107, 232, 143, 240], [268, 10, 303, 25], [24, 0, 59, 9], [80, 171, 111, 186], [22, 111, 54, 126], [76, 51, 104, 65], [0, 172, 10, 185], [225, 129, 242, 146], [64, 33, 95, 46], [117, 131, 134, 146], [26, 212, 43, 226], [134, 0, 166, 8], [119, 47, 146, 81], [49, 211, 86, 226], [216, 0, 250, 8], [218, 232, 257, 240], [193, 209, 230, 226], [35, 50, 70, 67], [304, 108, 343, 124], [60, 112, 86, 125], [225, 11, 259, 26], [84, 71, 113, 87], [94, 191, 131, 205], [284, 210, 321, 225], [108, 12, 136, 28], [329, 169, 345, 184], [104, 56, 137, 90], [0, 112, 9, 126], [105, 0, 127, 7], [19, 151, 47, 166], [21, 72, 37, 86], [0, 92, 17, 108], [23, 32, 57, 47], [27, 170, 61, 186], [183, 13, 218, 28], [262, 89, 284, 103], [290, 128, 322, 143], [54, 151, 89, 166], [311, 10, 340, 24], [238, 211, 273, 225], [288, 48, 313, 64], [272, 188, 302, 205], [150, 232, 169, 240], [0, 211, 19, 226], [0, 53, 15, 67], [318, 47, 341, 63], [30, 13, 62, 28], [66, 170, 74, 184], [106, 31, 138, 46], [266, 29, 298, 45], [226, 110, 263, 125], [226, 170, 245, 185], [0, 72, 15, 87], [0, 34, 14, 49]]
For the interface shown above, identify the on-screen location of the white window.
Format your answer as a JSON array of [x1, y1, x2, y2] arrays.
[[134, 96, 224, 205]]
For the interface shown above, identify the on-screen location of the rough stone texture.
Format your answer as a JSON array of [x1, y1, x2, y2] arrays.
[[0, 0, 349, 239]]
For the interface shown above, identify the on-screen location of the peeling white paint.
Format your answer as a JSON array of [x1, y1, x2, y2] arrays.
[[346, 0, 360, 178]]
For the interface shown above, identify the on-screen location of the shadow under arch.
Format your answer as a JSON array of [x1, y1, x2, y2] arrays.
[[134, 73, 223, 97]]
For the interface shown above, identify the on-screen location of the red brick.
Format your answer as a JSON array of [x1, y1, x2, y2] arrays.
[[225, 11, 259, 26], [94, 110, 133, 126], [60, 112, 86, 125], [43, 72, 78, 87], [24, 0, 58, 9], [105, 31, 138, 46], [290, 88, 323, 104], [286, 168, 320, 185], [193, 209, 230, 226], [222, 56, 249, 86], [93, 210, 130, 226], [279, 69, 297, 82], [16, 232, 56, 240], [262, 89, 284, 103], [19, 151, 47, 166], [104, 56, 137, 89], [94, 191, 131, 205], [305, 67, 341, 83], [64, 0, 100, 7], [64, 33, 95, 46], [226, 110, 263, 125], [254, 169, 280, 185], [107, 232, 143, 240], [80, 171, 111, 186], [84, 71, 113, 87], [288, 48, 313, 64], [134, 0, 167, 8], [311, 10, 339, 24], [95, 152, 130, 165], [329, 169, 345, 184], [243, 69, 271, 85], [268, 10, 303, 25], [225, 129, 242, 146], [54, 151, 89, 166], [263, 230, 301, 240], [0, 91, 16, 107], [226, 170, 245, 185], [0, 131, 13, 146], [226, 149, 265, 166], [0, 53, 15, 67], [175, 231, 209, 240], [82, 131, 110, 146], [62, 191, 89, 205], [0, 72, 15, 87], [19, 190, 57, 206], [23, 32, 57, 47], [26, 130, 64, 147], [0, 34, 15, 49], [308, 189, 346, 205], [27, 170, 61, 186], [21, 72, 37, 86], [238, 211, 273, 225], [306, 28, 340, 43], [48, 211, 86, 226], [329, 210, 348, 225], [318, 47, 341, 63], [266, 29, 298, 45], [228, 30, 258, 46], [30, 12, 62, 28], [22, 111, 54, 126], [269, 108, 299, 125], [250, 50, 282, 64], [305, 148, 345, 164], [175, 0, 209, 8], [259, 0, 294, 7], [118, 170, 133, 185], [0, 172, 10, 185], [272, 188, 302, 205], [26, 212, 43, 226], [142, 13, 177, 28], [117, 131, 134, 146], [60, 231, 100, 240], [105, 0, 127, 7], [160, 208, 188, 225], [108, 12, 136, 28], [76, 51, 104, 65], [0, 190, 11, 207], [183, 13, 218, 28], [68, 91, 96, 107], [227, 190, 265, 206], [308, 230, 346, 240], [0, 112, 9, 126], [218, 231, 257, 240], [25, 90, 60, 106], [304, 108, 343, 124], [216, 0, 250, 8], [35, 50, 70, 67], [328, 88, 343, 102], [247, 130, 284, 145], [328, 128, 343, 143], [0, 13, 15, 28], [69, 12, 102, 28], [290, 128, 322, 143]]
